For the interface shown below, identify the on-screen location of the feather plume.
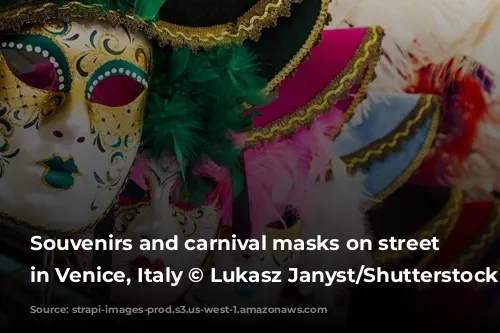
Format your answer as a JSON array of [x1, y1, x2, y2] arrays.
[[295, 158, 370, 297], [134, 0, 166, 21], [329, 0, 500, 95], [134, 105, 368, 235], [142, 45, 269, 201], [447, 101, 500, 200], [243, 108, 346, 234], [330, 0, 500, 199]]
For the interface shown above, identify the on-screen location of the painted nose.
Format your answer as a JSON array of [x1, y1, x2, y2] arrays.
[[133, 204, 177, 241]]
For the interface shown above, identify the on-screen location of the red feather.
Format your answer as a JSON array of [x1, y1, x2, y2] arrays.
[[406, 58, 488, 184]]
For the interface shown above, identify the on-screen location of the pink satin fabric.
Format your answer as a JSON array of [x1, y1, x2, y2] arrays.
[[252, 27, 369, 127]]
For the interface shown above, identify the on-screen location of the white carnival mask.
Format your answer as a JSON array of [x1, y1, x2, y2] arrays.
[[186, 212, 302, 317], [0, 19, 151, 233], [111, 156, 220, 306]]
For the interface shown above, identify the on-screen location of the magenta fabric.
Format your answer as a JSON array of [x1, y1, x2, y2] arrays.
[[252, 27, 369, 127]]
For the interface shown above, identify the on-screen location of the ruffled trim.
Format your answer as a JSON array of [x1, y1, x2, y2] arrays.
[[342, 95, 441, 170], [0, 0, 318, 49], [446, 199, 500, 271], [372, 187, 463, 267], [333, 96, 442, 212], [246, 25, 384, 147]]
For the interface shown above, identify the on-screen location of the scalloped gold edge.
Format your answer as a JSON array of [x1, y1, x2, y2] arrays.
[[245, 25, 384, 148], [156, 0, 302, 47], [264, 0, 331, 93], [372, 187, 463, 267], [446, 199, 500, 271], [0, 0, 302, 49], [342, 95, 440, 171], [474, 223, 500, 291], [419, 199, 500, 290], [359, 103, 442, 212]]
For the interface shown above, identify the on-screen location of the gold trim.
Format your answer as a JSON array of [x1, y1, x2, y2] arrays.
[[445, 199, 500, 271], [418, 200, 500, 290], [156, 0, 301, 48], [264, 0, 331, 93], [342, 95, 440, 171], [0, 0, 303, 49], [372, 187, 463, 267], [359, 104, 441, 212], [245, 26, 384, 148]]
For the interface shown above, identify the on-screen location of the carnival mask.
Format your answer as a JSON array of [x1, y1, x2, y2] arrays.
[[0, 19, 151, 232], [186, 213, 302, 315], [111, 156, 220, 306]]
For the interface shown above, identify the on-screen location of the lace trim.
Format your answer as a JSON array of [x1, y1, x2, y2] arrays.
[[360, 103, 442, 212], [343, 95, 441, 171], [372, 187, 463, 267], [0, 0, 306, 49], [446, 199, 500, 271]]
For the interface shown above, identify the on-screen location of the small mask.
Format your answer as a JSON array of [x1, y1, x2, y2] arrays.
[[111, 156, 220, 306], [186, 210, 302, 321], [0, 19, 151, 232]]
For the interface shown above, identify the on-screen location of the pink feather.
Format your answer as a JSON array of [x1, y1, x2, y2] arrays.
[[243, 108, 345, 234], [126, 107, 346, 234]]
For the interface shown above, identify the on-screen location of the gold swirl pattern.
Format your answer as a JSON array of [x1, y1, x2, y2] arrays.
[[372, 187, 463, 267], [342, 95, 441, 171], [0, 0, 307, 49], [445, 200, 500, 271], [245, 26, 384, 148]]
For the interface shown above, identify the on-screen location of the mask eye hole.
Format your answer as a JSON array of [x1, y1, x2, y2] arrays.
[[267, 207, 299, 229], [1, 49, 65, 92], [118, 179, 150, 206], [170, 176, 217, 210], [0, 36, 70, 93], [86, 60, 148, 107]]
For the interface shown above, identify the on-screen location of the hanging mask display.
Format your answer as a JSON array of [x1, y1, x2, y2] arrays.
[[0, 19, 150, 233], [111, 156, 221, 306], [186, 214, 302, 313], [185, 25, 384, 318], [0, 0, 389, 326]]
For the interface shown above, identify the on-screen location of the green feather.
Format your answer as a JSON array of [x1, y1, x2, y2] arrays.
[[0, 0, 273, 202], [142, 44, 272, 201], [169, 47, 191, 82], [134, 0, 166, 21]]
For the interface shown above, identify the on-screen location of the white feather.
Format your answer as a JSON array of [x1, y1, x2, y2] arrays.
[[329, 0, 500, 96], [295, 156, 371, 298]]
